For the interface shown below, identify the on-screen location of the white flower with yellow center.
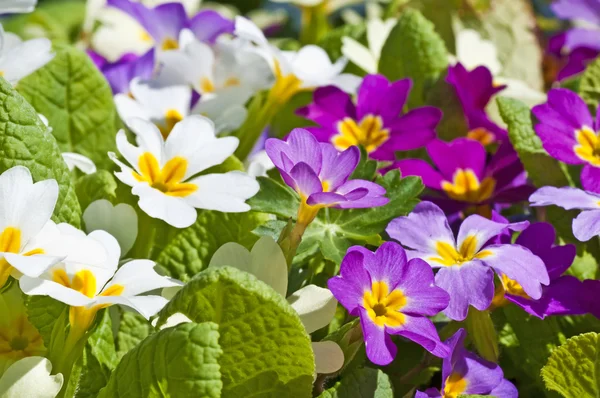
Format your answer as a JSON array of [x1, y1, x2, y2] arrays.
[[19, 229, 180, 336], [0, 357, 63, 398], [109, 116, 260, 228], [341, 17, 396, 74], [0, 24, 53, 85]]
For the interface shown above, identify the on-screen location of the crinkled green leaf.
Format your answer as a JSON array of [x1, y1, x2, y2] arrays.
[[17, 45, 118, 170], [98, 322, 223, 398], [76, 170, 118, 210], [541, 332, 600, 398], [248, 176, 300, 219], [156, 210, 272, 282], [379, 9, 448, 107], [318, 367, 393, 398], [157, 266, 314, 398], [114, 309, 155, 360], [0, 77, 81, 225], [579, 56, 600, 111], [24, 295, 67, 350]]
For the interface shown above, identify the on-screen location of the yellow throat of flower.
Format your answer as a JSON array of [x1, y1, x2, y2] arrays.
[[334, 115, 390, 153], [0, 315, 45, 368], [269, 60, 303, 106], [158, 109, 184, 139], [0, 227, 44, 289], [467, 127, 495, 146], [429, 236, 492, 267], [362, 281, 407, 327], [443, 372, 468, 398], [574, 126, 600, 166], [441, 169, 496, 204], [132, 153, 198, 197]]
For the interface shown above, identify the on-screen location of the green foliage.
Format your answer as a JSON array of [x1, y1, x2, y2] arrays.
[[318, 23, 367, 75], [248, 177, 301, 219], [579, 56, 600, 111], [76, 170, 118, 210], [426, 75, 469, 141], [157, 266, 315, 398], [98, 322, 223, 398], [541, 332, 600, 398], [114, 309, 155, 360], [379, 9, 449, 107], [0, 77, 81, 226], [25, 295, 67, 349], [18, 44, 118, 170], [319, 367, 393, 398]]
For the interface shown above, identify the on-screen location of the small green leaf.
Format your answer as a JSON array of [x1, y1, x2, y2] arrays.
[[318, 366, 393, 398], [25, 295, 67, 350], [579, 56, 600, 111], [248, 176, 300, 219], [350, 147, 378, 181], [157, 266, 315, 398], [98, 322, 223, 398], [76, 170, 118, 210], [114, 309, 155, 360], [18, 44, 118, 170], [541, 332, 600, 398], [379, 9, 448, 107]]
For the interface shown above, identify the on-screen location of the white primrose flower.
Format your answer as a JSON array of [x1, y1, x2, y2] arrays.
[[83, 200, 138, 257], [0, 0, 37, 14], [0, 24, 53, 85], [209, 236, 344, 375], [19, 229, 180, 334], [234, 16, 361, 98], [61, 153, 97, 175], [246, 150, 274, 178], [109, 116, 260, 228], [0, 166, 106, 289], [341, 17, 396, 74], [0, 357, 63, 398]]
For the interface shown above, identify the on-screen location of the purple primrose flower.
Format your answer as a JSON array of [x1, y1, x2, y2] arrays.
[[327, 242, 450, 366], [89, 49, 155, 94]]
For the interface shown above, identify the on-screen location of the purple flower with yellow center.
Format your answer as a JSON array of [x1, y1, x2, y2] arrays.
[[89, 49, 155, 94], [265, 128, 389, 226], [392, 138, 533, 217], [107, 0, 233, 51], [547, 33, 599, 82], [386, 201, 549, 321], [551, 0, 600, 54], [532, 88, 600, 193], [416, 328, 518, 398], [447, 63, 507, 146], [327, 242, 450, 366], [296, 74, 441, 161]]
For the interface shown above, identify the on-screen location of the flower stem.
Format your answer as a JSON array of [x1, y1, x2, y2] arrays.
[[129, 212, 159, 260], [299, 3, 330, 44], [465, 307, 499, 363]]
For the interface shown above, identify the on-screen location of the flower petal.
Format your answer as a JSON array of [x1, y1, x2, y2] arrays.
[[184, 172, 259, 213], [288, 284, 337, 333], [312, 341, 344, 375]]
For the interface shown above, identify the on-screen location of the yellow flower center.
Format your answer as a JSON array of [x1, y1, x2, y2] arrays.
[[0, 315, 45, 365], [429, 236, 492, 266], [200, 77, 215, 94], [157, 109, 184, 139], [224, 77, 241, 87], [0, 227, 44, 288], [362, 281, 407, 327], [443, 372, 468, 398], [269, 60, 303, 105], [501, 273, 530, 299], [161, 37, 179, 51], [574, 126, 600, 166], [132, 153, 197, 197], [467, 127, 495, 146], [139, 30, 152, 43], [441, 169, 496, 204], [333, 115, 390, 153]]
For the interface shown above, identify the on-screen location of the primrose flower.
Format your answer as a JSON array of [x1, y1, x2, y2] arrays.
[[209, 236, 344, 374], [547, 33, 599, 82], [393, 138, 533, 217], [234, 17, 360, 102], [328, 242, 450, 366], [416, 329, 517, 398], [0, 357, 63, 398], [387, 201, 549, 321], [0, 25, 53, 85], [0, 0, 37, 13], [532, 88, 600, 193], [529, 186, 600, 242], [20, 229, 180, 336], [551, 0, 600, 54], [89, 49, 155, 95], [297, 74, 441, 161], [341, 17, 396, 74], [110, 116, 259, 228], [107, 0, 233, 52], [265, 128, 388, 226]]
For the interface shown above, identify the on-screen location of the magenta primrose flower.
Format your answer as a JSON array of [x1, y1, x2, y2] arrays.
[[386, 201, 549, 321], [327, 242, 450, 366], [88, 49, 155, 95], [393, 138, 533, 216], [416, 329, 517, 398], [296, 74, 441, 160], [532, 88, 600, 193], [265, 128, 389, 225]]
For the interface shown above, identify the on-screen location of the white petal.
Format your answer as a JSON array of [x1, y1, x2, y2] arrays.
[[4, 253, 64, 278], [367, 18, 396, 61], [0, 37, 54, 84], [92, 295, 168, 319], [331, 73, 362, 94], [0, 357, 63, 398], [83, 200, 138, 257], [19, 275, 93, 306], [288, 284, 337, 333], [132, 184, 198, 228], [494, 76, 547, 106], [312, 341, 344, 374], [126, 117, 165, 161], [154, 312, 193, 329], [91, 9, 152, 61], [292, 45, 341, 86], [130, 78, 191, 120], [62, 152, 97, 174], [341, 37, 377, 74], [109, 152, 139, 187], [184, 172, 259, 213], [104, 259, 181, 297], [455, 29, 501, 76], [115, 94, 152, 126], [115, 129, 145, 172], [235, 16, 269, 47], [0, 0, 37, 14], [246, 150, 275, 178]]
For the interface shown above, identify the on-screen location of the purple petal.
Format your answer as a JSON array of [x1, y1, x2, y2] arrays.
[[581, 164, 600, 193], [551, 0, 600, 26], [359, 242, 408, 290], [435, 263, 495, 321], [334, 179, 388, 209], [557, 46, 600, 81], [356, 74, 404, 122], [359, 307, 396, 366], [529, 186, 600, 210], [319, 144, 358, 190], [573, 208, 600, 241], [342, 188, 368, 201], [297, 85, 355, 132], [307, 192, 346, 206], [265, 128, 323, 173], [489, 379, 518, 398], [383, 106, 441, 151], [427, 138, 487, 180], [460, 352, 505, 395], [564, 28, 600, 52], [327, 250, 371, 314], [188, 10, 234, 44], [447, 63, 503, 113], [289, 162, 322, 197], [397, 258, 450, 316], [456, 215, 528, 254], [415, 389, 442, 398], [391, 159, 443, 189], [482, 244, 550, 299], [389, 315, 450, 358], [103, 49, 155, 94], [386, 201, 455, 255]]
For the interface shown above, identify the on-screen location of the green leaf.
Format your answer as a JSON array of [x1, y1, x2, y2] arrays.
[[98, 322, 223, 398], [317, 23, 367, 75], [76, 170, 118, 210], [379, 9, 448, 107], [25, 295, 67, 350], [114, 309, 155, 360], [157, 267, 315, 398], [541, 332, 600, 398], [17, 44, 118, 170], [318, 367, 393, 398], [426, 75, 469, 141], [0, 77, 81, 226], [156, 210, 272, 282], [350, 147, 378, 181], [248, 176, 300, 219], [579, 56, 600, 111]]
